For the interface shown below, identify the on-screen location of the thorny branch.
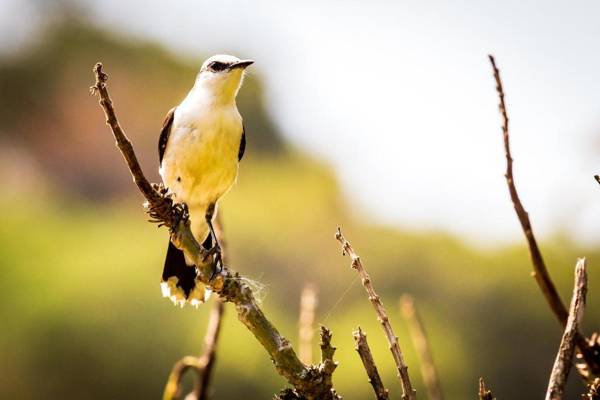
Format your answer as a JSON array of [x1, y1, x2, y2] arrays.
[[353, 327, 390, 400], [91, 62, 339, 399], [335, 228, 416, 400], [488, 54, 599, 377], [545, 259, 588, 400], [400, 295, 444, 400]]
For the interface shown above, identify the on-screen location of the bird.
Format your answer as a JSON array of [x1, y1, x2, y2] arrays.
[[157, 54, 253, 307]]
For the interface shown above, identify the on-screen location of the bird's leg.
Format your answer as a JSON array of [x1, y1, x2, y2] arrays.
[[204, 203, 222, 280]]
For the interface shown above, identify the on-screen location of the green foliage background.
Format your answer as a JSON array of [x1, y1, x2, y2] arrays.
[[0, 18, 598, 399]]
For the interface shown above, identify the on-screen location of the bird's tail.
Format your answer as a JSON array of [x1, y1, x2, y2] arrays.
[[160, 240, 211, 307]]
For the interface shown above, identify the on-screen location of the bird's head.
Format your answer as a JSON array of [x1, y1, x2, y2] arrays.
[[195, 54, 254, 103]]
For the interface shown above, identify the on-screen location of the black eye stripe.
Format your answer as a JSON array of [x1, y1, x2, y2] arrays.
[[209, 61, 228, 71]]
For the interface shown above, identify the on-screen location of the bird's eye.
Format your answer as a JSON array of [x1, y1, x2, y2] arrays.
[[209, 61, 227, 72]]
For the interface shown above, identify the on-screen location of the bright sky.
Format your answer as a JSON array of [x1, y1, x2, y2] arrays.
[[3, 0, 600, 244]]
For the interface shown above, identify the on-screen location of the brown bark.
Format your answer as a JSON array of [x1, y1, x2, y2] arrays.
[[353, 327, 390, 400], [545, 259, 587, 400]]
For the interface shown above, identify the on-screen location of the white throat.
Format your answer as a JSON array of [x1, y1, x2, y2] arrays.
[[192, 69, 245, 106]]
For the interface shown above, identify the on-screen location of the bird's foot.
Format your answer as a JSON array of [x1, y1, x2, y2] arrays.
[[203, 244, 223, 281], [210, 252, 223, 281]]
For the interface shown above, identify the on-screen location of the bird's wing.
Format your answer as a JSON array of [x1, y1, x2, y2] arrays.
[[158, 107, 176, 164], [238, 125, 246, 161]]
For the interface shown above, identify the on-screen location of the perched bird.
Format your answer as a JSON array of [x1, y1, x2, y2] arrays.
[[158, 54, 253, 307]]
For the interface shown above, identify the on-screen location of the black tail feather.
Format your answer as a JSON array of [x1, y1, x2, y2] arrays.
[[162, 241, 197, 297]]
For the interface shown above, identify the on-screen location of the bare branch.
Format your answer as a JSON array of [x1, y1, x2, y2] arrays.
[[353, 327, 390, 400], [194, 301, 225, 400], [299, 284, 318, 365], [90, 63, 163, 207], [400, 295, 444, 400], [335, 228, 416, 400], [546, 258, 588, 400], [277, 327, 339, 400], [92, 62, 340, 399], [164, 356, 203, 400], [164, 301, 225, 400], [478, 378, 494, 400], [319, 326, 339, 390], [488, 54, 568, 326], [488, 55, 599, 377]]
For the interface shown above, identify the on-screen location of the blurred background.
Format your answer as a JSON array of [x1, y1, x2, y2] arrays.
[[1, 1, 600, 398]]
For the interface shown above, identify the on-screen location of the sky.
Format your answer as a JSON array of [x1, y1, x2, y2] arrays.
[[2, 0, 600, 245]]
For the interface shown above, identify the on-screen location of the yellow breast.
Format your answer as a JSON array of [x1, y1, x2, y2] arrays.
[[160, 101, 242, 241]]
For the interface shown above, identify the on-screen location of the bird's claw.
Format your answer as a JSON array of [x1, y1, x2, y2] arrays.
[[203, 244, 223, 281], [210, 252, 223, 281]]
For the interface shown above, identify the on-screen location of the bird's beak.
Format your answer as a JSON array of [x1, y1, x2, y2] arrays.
[[229, 59, 254, 70]]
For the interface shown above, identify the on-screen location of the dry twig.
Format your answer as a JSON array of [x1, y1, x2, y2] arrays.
[[546, 259, 588, 400], [299, 284, 318, 365], [319, 326, 339, 392], [488, 54, 568, 326], [478, 378, 494, 400], [91, 62, 339, 399], [335, 228, 416, 400], [164, 356, 204, 400], [353, 327, 390, 400], [163, 301, 224, 400], [194, 301, 225, 399], [400, 295, 444, 400], [488, 54, 598, 376], [276, 327, 339, 400]]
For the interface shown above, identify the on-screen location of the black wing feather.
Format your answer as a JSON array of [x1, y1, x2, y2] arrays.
[[158, 107, 176, 164], [238, 125, 246, 161]]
